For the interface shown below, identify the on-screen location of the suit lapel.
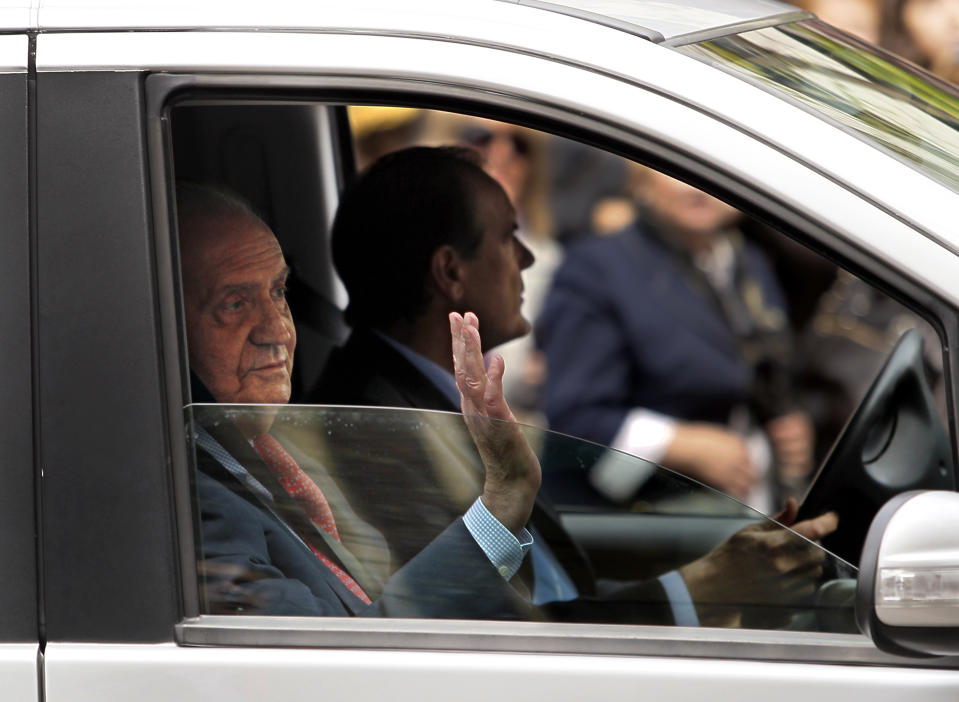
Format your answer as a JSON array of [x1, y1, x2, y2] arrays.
[[197, 421, 375, 612]]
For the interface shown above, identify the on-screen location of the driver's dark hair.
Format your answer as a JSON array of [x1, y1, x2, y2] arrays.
[[332, 145, 502, 328]]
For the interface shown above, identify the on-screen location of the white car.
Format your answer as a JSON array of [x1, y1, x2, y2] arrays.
[[2, 0, 958, 700]]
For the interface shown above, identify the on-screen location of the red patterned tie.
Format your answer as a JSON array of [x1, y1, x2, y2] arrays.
[[252, 433, 372, 605]]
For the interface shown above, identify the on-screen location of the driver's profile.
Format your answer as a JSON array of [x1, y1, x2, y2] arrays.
[[304, 145, 845, 628]]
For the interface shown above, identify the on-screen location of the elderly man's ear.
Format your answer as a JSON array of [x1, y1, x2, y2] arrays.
[[429, 244, 468, 305]]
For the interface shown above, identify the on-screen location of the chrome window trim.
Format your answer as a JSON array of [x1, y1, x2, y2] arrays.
[[498, 0, 665, 42], [496, 0, 808, 45], [663, 11, 810, 46], [177, 616, 959, 669]]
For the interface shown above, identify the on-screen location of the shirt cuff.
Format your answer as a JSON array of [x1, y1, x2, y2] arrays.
[[463, 497, 533, 581], [658, 570, 699, 627], [589, 409, 677, 502]]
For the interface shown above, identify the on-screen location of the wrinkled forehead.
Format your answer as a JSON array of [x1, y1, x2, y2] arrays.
[[180, 212, 285, 292]]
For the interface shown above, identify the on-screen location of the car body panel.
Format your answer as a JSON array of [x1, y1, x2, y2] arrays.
[[0, 34, 27, 70], [42, 642, 959, 702], [0, 2, 30, 32], [0, 645, 39, 702], [35, 29, 959, 306]]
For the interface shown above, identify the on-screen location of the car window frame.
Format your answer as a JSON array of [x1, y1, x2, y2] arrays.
[[147, 69, 959, 668], [0, 33, 37, 647]]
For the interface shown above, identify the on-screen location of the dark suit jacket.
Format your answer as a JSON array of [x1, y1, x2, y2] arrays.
[[538, 221, 788, 447], [309, 328, 674, 624], [194, 419, 530, 620]]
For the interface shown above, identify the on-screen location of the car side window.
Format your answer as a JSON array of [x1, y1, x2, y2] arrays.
[[186, 403, 856, 631], [169, 99, 946, 636]]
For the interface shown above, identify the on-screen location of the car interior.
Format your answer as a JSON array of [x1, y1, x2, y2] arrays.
[[169, 98, 955, 631]]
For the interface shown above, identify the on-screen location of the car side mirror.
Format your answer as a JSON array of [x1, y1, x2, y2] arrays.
[[856, 491, 959, 657]]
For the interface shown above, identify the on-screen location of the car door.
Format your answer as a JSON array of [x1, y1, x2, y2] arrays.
[[0, 30, 40, 702], [31, 10, 959, 701]]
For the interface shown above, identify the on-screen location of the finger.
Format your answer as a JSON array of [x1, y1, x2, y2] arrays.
[[486, 353, 505, 398], [792, 511, 839, 541], [449, 312, 465, 367], [772, 497, 798, 527], [484, 353, 517, 423], [451, 312, 486, 414], [455, 319, 489, 410]]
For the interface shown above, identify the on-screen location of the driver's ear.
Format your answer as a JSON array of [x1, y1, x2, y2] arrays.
[[430, 244, 467, 304]]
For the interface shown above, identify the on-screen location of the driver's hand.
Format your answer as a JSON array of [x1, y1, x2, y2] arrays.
[[678, 498, 838, 628], [451, 312, 541, 536], [663, 422, 758, 497]]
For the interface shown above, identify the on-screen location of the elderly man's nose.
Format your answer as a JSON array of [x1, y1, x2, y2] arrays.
[[252, 302, 292, 344]]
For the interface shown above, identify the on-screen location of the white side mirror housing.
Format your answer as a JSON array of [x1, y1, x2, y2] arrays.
[[857, 491, 959, 657]]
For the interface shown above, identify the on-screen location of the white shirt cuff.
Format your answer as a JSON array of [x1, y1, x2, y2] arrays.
[[463, 497, 533, 581], [658, 570, 699, 627], [589, 409, 677, 502]]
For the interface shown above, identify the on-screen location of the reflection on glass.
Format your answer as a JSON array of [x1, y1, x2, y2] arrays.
[[680, 20, 959, 192], [187, 403, 856, 632]]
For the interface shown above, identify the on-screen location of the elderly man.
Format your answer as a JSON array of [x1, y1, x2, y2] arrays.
[[179, 183, 538, 618], [309, 146, 839, 629]]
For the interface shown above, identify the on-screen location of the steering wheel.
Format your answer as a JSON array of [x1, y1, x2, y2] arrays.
[[796, 328, 954, 566]]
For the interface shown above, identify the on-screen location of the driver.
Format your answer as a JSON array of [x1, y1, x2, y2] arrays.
[[310, 145, 839, 628]]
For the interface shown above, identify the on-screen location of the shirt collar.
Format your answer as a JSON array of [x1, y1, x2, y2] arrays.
[[373, 330, 461, 408]]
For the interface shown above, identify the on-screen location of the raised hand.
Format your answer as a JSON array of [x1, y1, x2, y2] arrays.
[[450, 311, 541, 534]]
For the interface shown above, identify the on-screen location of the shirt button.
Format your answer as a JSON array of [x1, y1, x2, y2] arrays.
[[498, 565, 510, 578]]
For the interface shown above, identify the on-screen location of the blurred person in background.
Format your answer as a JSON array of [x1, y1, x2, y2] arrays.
[[547, 139, 635, 245], [538, 167, 814, 514], [348, 106, 426, 170], [880, 0, 959, 80], [794, 0, 881, 43]]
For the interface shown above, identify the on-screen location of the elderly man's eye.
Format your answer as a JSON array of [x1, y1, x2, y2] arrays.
[[222, 298, 245, 312], [272, 286, 288, 301]]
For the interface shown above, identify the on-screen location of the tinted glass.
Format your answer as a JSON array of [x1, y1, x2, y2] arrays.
[[680, 20, 959, 193], [187, 403, 856, 632]]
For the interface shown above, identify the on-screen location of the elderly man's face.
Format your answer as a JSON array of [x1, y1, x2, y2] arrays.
[[181, 212, 296, 405]]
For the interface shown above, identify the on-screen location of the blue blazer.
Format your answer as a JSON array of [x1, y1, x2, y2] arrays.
[[538, 221, 787, 447]]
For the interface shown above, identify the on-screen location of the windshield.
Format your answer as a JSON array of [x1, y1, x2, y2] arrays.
[[679, 19, 959, 193], [187, 403, 856, 631]]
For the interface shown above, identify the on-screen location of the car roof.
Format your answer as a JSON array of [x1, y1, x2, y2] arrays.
[[4, 0, 806, 44]]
